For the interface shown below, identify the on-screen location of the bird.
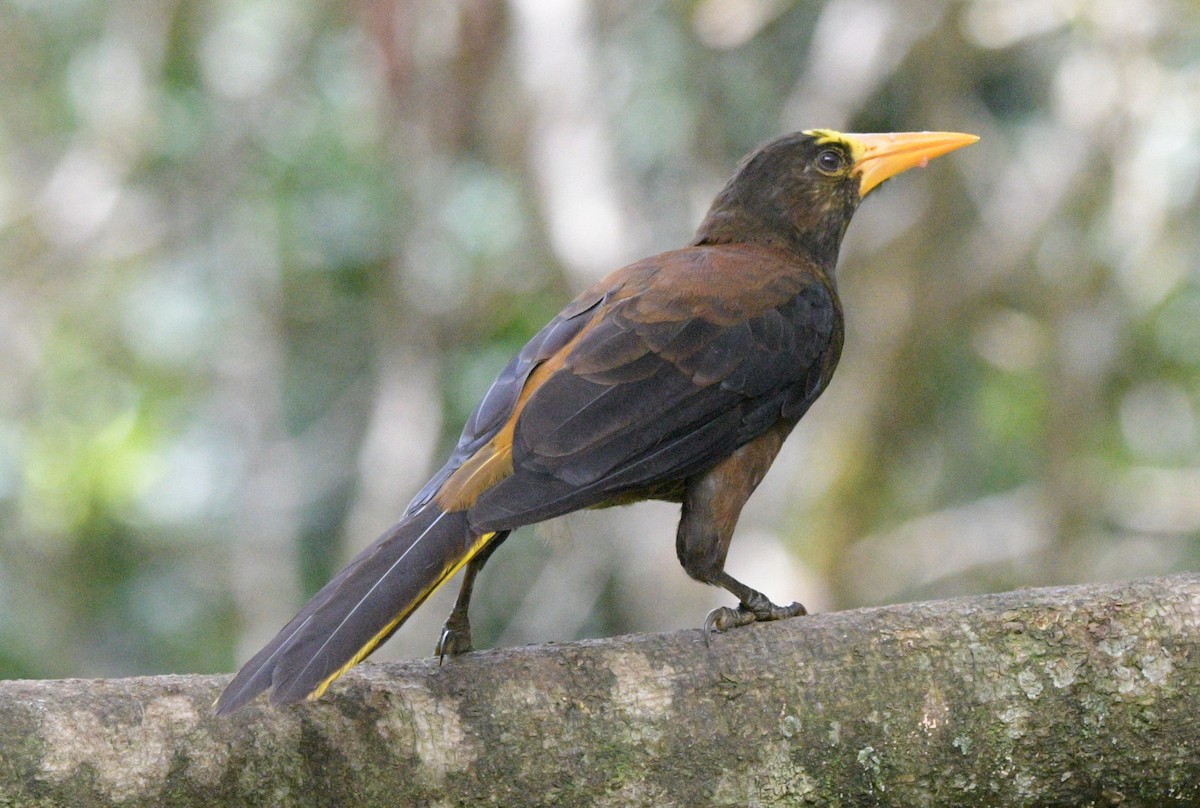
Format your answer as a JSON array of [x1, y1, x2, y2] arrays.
[[214, 128, 978, 713]]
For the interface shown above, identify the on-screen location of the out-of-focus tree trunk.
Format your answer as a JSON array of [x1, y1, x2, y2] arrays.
[[6, 574, 1198, 806]]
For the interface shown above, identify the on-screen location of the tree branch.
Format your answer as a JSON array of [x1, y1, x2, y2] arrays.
[[6, 574, 1199, 806]]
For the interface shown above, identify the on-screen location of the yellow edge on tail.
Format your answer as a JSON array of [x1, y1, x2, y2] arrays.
[[306, 530, 499, 701]]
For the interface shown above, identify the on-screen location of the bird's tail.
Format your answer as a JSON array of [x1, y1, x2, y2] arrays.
[[214, 504, 495, 713]]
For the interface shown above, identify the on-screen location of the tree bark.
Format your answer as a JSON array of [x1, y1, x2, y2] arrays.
[[4, 574, 1199, 807]]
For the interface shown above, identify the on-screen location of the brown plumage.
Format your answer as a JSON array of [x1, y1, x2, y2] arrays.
[[214, 128, 977, 713]]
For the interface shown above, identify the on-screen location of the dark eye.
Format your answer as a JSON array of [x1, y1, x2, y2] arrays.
[[815, 148, 844, 174]]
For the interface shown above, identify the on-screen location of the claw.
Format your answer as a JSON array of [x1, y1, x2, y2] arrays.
[[435, 623, 473, 664], [703, 605, 755, 645], [702, 611, 720, 646], [703, 600, 808, 645], [771, 601, 807, 620]]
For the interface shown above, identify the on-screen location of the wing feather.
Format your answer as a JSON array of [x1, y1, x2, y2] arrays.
[[466, 246, 841, 531]]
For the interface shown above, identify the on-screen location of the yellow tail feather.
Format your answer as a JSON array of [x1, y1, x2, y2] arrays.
[[306, 530, 498, 701]]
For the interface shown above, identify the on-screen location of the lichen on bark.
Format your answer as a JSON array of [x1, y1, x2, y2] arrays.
[[3, 574, 1199, 807]]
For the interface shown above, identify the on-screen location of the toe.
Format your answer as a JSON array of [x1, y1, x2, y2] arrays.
[[703, 605, 755, 641], [435, 626, 473, 663]]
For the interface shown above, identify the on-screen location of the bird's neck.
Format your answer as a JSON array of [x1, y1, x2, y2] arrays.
[[691, 207, 848, 276]]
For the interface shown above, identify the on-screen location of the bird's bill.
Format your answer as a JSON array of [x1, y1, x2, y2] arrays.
[[845, 131, 979, 196]]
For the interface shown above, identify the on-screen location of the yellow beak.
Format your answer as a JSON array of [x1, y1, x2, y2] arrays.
[[845, 131, 979, 196]]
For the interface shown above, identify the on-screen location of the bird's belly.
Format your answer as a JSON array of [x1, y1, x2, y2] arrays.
[[589, 479, 688, 509]]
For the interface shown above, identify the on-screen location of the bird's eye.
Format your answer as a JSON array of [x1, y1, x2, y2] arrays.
[[815, 149, 844, 174]]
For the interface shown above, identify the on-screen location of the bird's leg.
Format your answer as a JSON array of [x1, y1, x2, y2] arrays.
[[700, 570, 807, 637], [436, 530, 509, 662], [435, 560, 481, 661], [675, 428, 807, 642]]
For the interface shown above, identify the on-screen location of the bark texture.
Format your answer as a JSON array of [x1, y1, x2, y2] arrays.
[[4, 574, 1199, 807]]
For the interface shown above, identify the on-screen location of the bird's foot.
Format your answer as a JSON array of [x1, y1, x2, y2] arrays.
[[435, 621, 473, 664], [703, 599, 807, 645]]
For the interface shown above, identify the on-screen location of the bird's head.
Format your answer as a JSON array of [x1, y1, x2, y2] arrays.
[[695, 128, 978, 270]]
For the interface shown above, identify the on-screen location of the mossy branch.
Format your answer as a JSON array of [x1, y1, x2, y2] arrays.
[[5, 574, 1199, 806]]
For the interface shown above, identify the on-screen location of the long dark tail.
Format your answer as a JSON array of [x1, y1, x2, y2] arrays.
[[214, 505, 496, 713]]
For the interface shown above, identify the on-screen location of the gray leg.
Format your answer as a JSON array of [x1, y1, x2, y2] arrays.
[[436, 530, 510, 661]]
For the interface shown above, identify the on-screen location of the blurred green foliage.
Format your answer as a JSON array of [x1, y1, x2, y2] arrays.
[[1, 0, 1198, 679]]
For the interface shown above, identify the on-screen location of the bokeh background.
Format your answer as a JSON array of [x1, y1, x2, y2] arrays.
[[2, 0, 1198, 680]]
